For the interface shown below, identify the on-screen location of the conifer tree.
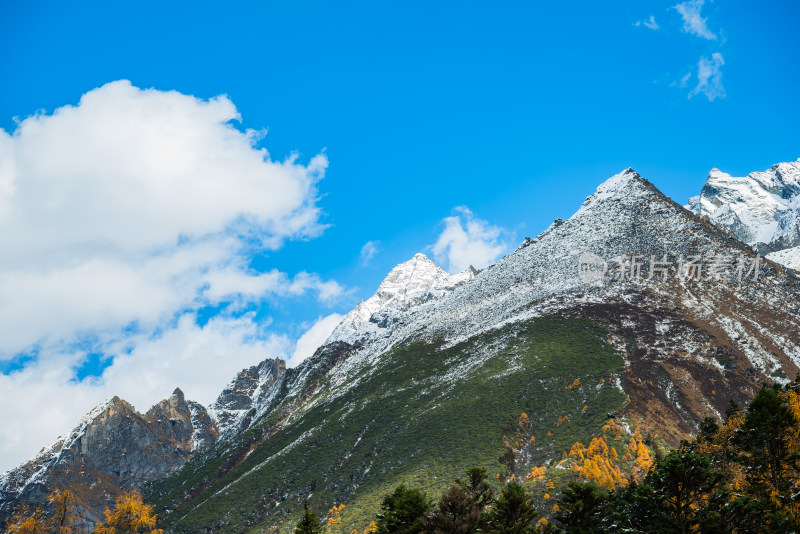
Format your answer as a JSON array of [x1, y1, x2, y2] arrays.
[[376, 485, 432, 534], [295, 501, 324, 534], [4, 503, 49, 534], [551, 481, 604, 534], [457, 468, 494, 511], [735, 385, 799, 507], [484, 482, 537, 534], [424, 485, 481, 534], [49, 488, 78, 534]]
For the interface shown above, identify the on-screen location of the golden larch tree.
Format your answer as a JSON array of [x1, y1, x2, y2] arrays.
[[93, 491, 163, 534], [4, 504, 49, 534]]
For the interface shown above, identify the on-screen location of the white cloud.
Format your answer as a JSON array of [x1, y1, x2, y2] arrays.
[[0, 313, 291, 472], [689, 53, 726, 101], [0, 80, 345, 471], [635, 15, 660, 30], [674, 0, 716, 40], [0, 80, 335, 357], [360, 240, 380, 265], [432, 207, 508, 274], [287, 313, 344, 368]]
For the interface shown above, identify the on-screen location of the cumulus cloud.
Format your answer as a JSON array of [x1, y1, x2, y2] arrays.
[[674, 0, 716, 40], [634, 16, 660, 30], [0, 80, 336, 357], [0, 80, 344, 471], [689, 53, 726, 101], [287, 313, 344, 368], [432, 207, 508, 274], [360, 240, 380, 265]]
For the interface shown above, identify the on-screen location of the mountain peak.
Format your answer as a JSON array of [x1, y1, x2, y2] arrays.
[[592, 167, 653, 197], [571, 167, 662, 220], [325, 252, 476, 346]]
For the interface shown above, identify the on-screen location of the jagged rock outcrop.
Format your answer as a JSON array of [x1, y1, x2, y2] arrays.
[[208, 357, 286, 440], [0, 389, 217, 528]]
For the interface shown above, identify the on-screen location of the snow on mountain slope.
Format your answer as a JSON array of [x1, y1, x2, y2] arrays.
[[687, 159, 800, 251], [766, 246, 800, 271], [149, 168, 800, 534], [9, 165, 800, 533], [326, 253, 476, 346], [297, 168, 800, 444]]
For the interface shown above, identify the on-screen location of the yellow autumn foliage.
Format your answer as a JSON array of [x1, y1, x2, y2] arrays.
[[326, 503, 346, 530], [519, 412, 530, 428], [524, 465, 547, 482], [94, 491, 163, 534]]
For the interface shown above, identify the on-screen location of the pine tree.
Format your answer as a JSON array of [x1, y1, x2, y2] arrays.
[[457, 468, 494, 511], [484, 482, 537, 534], [295, 501, 324, 534], [735, 385, 799, 505], [551, 481, 604, 534], [375, 485, 432, 534], [641, 451, 725, 534], [424, 485, 481, 534]]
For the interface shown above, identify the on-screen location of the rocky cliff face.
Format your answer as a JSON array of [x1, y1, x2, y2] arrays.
[[208, 357, 286, 440], [0, 389, 217, 528]]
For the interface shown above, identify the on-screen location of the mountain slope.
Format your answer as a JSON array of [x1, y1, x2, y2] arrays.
[[146, 168, 800, 533]]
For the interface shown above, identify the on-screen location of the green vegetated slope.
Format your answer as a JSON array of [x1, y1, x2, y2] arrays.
[[148, 316, 627, 534]]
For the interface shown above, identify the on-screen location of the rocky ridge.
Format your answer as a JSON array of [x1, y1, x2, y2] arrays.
[[208, 358, 286, 441], [0, 389, 218, 527]]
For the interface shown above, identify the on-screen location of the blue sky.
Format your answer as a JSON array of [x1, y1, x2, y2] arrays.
[[0, 0, 798, 470]]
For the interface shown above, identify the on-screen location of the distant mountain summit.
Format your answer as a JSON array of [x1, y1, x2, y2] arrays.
[[688, 159, 800, 268]]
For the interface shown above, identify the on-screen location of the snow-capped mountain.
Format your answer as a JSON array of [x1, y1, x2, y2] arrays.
[[148, 168, 800, 533], [687, 159, 800, 268]]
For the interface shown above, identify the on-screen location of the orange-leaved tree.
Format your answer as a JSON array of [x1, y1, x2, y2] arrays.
[[49, 488, 78, 534], [4, 503, 49, 534], [93, 491, 163, 534]]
